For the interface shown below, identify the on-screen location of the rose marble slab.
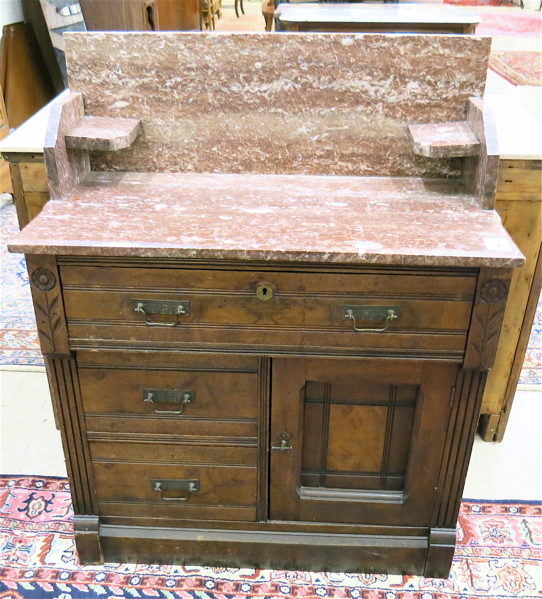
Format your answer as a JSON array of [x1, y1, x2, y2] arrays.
[[65, 116, 141, 151], [407, 122, 481, 159], [64, 32, 491, 179], [8, 172, 523, 268]]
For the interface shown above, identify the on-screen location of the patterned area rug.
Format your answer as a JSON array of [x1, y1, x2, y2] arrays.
[[444, 0, 515, 6], [1, 202, 541, 384], [0, 204, 42, 366], [489, 51, 542, 86], [0, 476, 541, 599], [475, 12, 542, 37]]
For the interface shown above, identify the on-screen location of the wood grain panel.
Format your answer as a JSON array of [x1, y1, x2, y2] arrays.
[[90, 440, 257, 465], [93, 462, 257, 507], [99, 502, 256, 522], [85, 416, 257, 438], [327, 405, 387, 472], [66, 323, 469, 360], [76, 349, 258, 371], [482, 199, 541, 415], [63, 289, 473, 331], [59, 265, 478, 298], [79, 368, 258, 419], [20, 162, 49, 191]]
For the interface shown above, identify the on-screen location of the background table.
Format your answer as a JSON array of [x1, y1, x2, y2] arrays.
[[274, 3, 481, 33]]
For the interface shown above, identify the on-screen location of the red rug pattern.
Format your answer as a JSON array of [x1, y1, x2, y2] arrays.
[[490, 50, 542, 85], [0, 476, 541, 598], [476, 13, 542, 37], [444, 0, 515, 6]]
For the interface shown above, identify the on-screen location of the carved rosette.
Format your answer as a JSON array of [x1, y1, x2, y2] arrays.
[[32, 268, 57, 292], [464, 269, 513, 371], [480, 279, 508, 304], [26, 256, 70, 356]]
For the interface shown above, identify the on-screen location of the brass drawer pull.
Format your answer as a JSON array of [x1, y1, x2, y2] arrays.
[[143, 389, 195, 414], [151, 479, 200, 501], [132, 299, 190, 327], [342, 306, 400, 333]]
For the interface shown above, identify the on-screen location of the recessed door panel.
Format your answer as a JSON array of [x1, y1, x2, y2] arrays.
[[269, 358, 457, 526]]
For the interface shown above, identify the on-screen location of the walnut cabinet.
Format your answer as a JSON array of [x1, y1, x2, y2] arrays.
[[25, 255, 513, 577]]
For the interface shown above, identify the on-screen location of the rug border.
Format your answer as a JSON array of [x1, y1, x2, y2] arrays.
[[489, 57, 538, 87], [2, 476, 541, 506]]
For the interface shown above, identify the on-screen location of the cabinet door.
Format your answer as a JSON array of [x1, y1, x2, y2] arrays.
[[269, 358, 457, 526]]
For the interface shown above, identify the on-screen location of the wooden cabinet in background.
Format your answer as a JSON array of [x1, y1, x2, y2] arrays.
[[80, 0, 201, 32], [479, 158, 542, 441], [6, 157, 49, 226], [0, 89, 12, 193]]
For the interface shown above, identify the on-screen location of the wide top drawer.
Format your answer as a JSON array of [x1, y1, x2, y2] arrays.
[[60, 265, 478, 359]]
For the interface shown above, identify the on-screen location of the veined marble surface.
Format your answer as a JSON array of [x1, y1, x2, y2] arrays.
[[9, 172, 523, 268], [407, 122, 481, 159], [64, 32, 490, 179]]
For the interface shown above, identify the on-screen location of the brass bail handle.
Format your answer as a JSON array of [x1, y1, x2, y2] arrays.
[[346, 308, 398, 333], [135, 302, 187, 327], [152, 480, 199, 501], [145, 391, 192, 415]]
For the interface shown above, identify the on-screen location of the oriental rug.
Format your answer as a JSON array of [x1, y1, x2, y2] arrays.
[[475, 11, 542, 37], [0, 476, 541, 599], [1, 201, 541, 385], [489, 51, 542, 86], [444, 0, 515, 6], [0, 204, 41, 366]]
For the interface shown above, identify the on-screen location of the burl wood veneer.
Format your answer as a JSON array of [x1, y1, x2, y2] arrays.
[[8, 32, 524, 578]]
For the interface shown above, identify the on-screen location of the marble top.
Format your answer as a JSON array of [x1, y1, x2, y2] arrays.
[[274, 3, 481, 25], [8, 172, 523, 267]]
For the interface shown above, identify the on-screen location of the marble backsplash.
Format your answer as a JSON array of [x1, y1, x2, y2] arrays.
[[64, 32, 491, 179]]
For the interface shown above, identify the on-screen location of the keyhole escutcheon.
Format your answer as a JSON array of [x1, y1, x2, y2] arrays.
[[256, 282, 275, 301]]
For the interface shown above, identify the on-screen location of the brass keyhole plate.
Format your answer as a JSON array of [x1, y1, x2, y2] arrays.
[[256, 283, 275, 301]]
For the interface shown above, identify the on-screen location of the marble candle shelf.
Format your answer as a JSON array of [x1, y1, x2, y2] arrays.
[[407, 122, 481, 159], [65, 116, 141, 151]]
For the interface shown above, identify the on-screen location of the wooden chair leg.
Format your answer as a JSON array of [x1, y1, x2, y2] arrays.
[[240, 0, 244, 14], [235, 0, 239, 18], [263, 12, 273, 30]]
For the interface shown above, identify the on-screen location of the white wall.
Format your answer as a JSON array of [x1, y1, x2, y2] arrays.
[[0, 0, 25, 33]]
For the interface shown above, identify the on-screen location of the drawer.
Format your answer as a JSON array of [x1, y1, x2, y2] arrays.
[[78, 351, 259, 435], [79, 367, 258, 419], [61, 266, 477, 357], [93, 462, 258, 521]]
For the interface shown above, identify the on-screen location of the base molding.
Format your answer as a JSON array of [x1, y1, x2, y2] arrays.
[[74, 515, 103, 565], [95, 523, 435, 574], [424, 527, 456, 578]]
